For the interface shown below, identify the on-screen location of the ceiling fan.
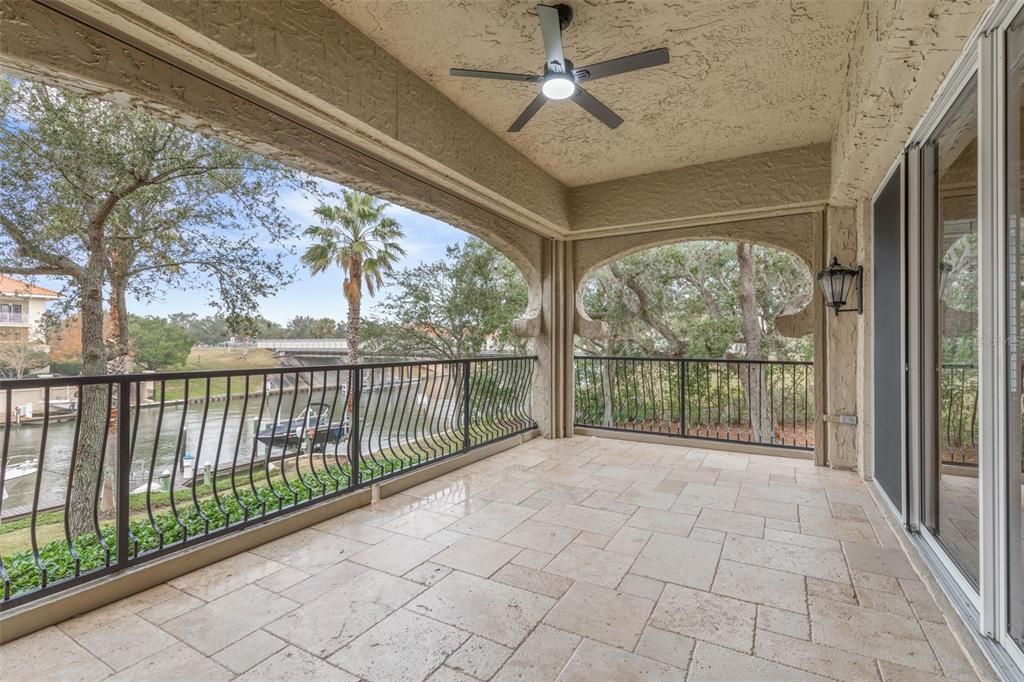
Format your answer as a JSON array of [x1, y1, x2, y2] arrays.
[[450, 3, 670, 132]]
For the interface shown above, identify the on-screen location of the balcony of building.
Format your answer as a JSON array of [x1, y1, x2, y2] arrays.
[[0, 0, 1019, 679]]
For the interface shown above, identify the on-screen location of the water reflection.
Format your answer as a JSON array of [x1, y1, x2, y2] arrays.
[[2, 377, 453, 514]]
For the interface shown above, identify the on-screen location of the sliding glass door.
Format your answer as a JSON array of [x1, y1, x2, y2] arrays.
[[884, 6, 1024, 671], [921, 79, 981, 590]]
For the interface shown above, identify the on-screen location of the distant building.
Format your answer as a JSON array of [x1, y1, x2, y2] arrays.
[[0, 275, 60, 346]]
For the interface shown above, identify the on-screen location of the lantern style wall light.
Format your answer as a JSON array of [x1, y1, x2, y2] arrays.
[[938, 261, 954, 303], [817, 257, 863, 316]]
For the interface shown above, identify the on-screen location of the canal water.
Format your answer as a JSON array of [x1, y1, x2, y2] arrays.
[[1, 374, 462, 516]]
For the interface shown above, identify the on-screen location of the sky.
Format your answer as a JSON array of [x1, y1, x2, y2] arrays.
[[33, 180, 471, 325]]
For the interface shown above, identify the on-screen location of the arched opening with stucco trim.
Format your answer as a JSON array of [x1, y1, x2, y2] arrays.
[[572, 236, 818, 454]]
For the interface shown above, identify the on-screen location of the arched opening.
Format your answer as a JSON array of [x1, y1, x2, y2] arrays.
[[0, 69, 541, 605], [574, 239, 815, 451]]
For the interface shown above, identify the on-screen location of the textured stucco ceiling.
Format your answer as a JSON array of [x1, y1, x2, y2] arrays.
[[325, 0, 864, 186]]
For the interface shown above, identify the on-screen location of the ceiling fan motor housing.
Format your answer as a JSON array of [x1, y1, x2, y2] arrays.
[[554, 4, 574, 31], [449, 2, 669, 131], [547, 58, 574, 77]]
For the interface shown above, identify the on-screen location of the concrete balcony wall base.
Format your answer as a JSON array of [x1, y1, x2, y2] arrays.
[[573, 426, 814, 461], [0, 432, 535, 644], [376, 430, 539, 499]]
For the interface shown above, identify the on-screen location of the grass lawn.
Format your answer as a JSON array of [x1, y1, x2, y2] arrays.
[[155, 347, 280, 401]]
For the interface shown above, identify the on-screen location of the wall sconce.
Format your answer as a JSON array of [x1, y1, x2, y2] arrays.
[[817, 256, 863, 316], [938, 261, 953, 303]]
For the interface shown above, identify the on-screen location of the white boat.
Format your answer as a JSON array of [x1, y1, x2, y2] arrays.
[[2, 459, 38, 501]]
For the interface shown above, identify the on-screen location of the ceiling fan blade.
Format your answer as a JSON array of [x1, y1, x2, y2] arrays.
[[536, 4, 566, 72], [508, 93, 547, 132], [570, 86, 623, 129], [573, 48, 670, 82], [450, 68, 541, 82]]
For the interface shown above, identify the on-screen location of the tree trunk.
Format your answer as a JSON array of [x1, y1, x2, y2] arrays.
[[345, 260, 362, 366], [68, 264, 108, 538], [344, 260, 363, 425], [736, 243, 774, 443], [601, 355, 614, 427], [106, 270, 134, 374]]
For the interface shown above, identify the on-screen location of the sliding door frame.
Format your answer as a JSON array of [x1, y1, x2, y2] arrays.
[[906, 45, 985, 615], [994, 3, 1024, 668], [896, 1, 1024, 671]]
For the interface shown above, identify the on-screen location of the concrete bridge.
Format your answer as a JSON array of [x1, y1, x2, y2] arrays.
[[245, 338, 348, 355]]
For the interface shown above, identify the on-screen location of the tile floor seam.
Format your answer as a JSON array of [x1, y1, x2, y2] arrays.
[[802, 575, 813, 639], [552, 634, 585, 680], [916, 620, 959, 681], [714, 543, 850, 584], [628, 537, 665, 660], [754, 628, 890, 682], [620, 522, 657, 579], [406, 592, 551, 655], [103, 635, 182, 672]]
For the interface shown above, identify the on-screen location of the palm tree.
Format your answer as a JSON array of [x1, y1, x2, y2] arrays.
[[301, 190, 406, 364]]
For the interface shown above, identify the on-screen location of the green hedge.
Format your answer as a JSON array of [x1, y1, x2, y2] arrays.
[[2, 416, 531, 599]]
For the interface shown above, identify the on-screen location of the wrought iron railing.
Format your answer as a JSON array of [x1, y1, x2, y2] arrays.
[[0, 356, 535, 607], [940, 363, 978, 466], [574, 356, 988, 466], [574, 356, 814, 450]]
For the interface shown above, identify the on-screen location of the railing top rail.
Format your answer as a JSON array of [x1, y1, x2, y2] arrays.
[[575, 355, 978, 371], [0, 355, 539, 389], [574, 355, 813, 366]]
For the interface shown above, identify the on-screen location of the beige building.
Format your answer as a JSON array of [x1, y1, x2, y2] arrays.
[[0, 275, 59, 345]]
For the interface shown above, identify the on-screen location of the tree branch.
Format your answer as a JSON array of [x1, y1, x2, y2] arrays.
[[609, 263, 688, 357], [0, 214, 83, 276]]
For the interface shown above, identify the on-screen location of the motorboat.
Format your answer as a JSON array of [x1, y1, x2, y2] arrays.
[[256, 403, 347, 450], [2, 459, 38, 501]]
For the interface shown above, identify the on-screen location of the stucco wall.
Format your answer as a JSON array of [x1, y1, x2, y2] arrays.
[[573, 212, 818, 282], [823, 205, 860, 469], [0, 1, 551, 279], [133, 0, 570, 236], [569, 145, 830, 237], [829, 0, 989, 204]]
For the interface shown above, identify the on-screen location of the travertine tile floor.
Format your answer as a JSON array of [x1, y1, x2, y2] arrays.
[[0, 437, 990, 681]]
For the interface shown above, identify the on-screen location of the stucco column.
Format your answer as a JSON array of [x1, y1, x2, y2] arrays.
[[536, 238, 577, 436], [822, 204, 860, 469], [524, 238, 575, 439]]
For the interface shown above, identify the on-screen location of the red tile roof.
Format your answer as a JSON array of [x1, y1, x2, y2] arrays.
[[0, 275, 61, 298]]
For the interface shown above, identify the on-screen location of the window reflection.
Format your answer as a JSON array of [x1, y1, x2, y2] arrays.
[[923, 78, 980, 589]]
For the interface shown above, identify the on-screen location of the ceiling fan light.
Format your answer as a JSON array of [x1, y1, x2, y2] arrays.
[[542, 76, 575, 100]]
